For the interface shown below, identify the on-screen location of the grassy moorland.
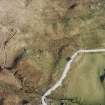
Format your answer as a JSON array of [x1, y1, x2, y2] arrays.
[[1, 0, 105, 104]]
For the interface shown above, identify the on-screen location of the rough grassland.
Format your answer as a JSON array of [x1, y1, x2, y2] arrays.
[[0, 0, 105, 105], [49, 53, 105, 105], [67, 53, 105, 105]]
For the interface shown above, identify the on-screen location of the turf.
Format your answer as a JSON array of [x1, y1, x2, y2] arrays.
[[64, 53, 105, 105]]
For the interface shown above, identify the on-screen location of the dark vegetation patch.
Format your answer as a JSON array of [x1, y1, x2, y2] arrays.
[[20, 99, 29, 105], [66, 57, 71, 61], [25, 0, 32, 7], [68, 3, 77, 10], [6, 48, 27, 70]]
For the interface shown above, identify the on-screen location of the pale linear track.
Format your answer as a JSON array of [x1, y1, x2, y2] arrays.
[[42, 49, 105, 105]]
